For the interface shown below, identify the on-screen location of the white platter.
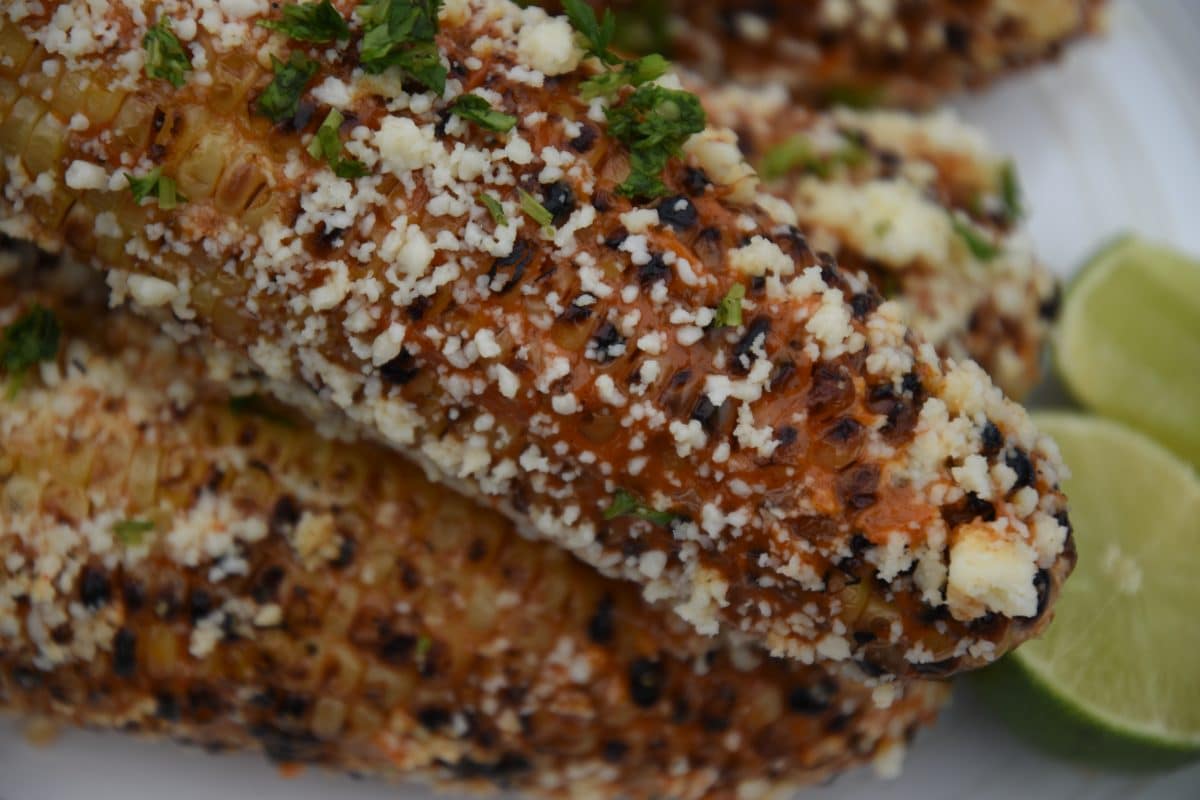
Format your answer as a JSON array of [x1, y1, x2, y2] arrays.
[[2, 0, 1198, 797]]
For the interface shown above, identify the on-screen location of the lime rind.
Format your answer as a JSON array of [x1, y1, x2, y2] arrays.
[[974, 413, 1200, 771]]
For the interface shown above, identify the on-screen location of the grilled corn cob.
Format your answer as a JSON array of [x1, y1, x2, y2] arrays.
[[0, 0, 1074, 676], [0, 242, 948, 798], [591, 0, 1108, 108], [701, 85, 1055, 399]]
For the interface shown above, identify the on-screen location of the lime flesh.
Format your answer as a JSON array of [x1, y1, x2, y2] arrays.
[[974, 413, 1200, 770], [1055, 236, 1200, 469]]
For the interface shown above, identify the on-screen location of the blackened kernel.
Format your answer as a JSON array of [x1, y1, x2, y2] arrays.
[[775, 425, 798, 446], [122, 579, 145, 612], [602, 739, 629, 763], [1006, 448, 1036, 489], [332, 536, 356, 569], [1054, 510, 1073, 537], [379, 633, 416, 663], [656, 195, 697, 230], [604, 229, 628, 250], [558, 301, 593, 323], [901, 371, 922, 396], [406, 294, 430, 321], [252, 565, 286, 603], [787, 677, 837, 714], [379, 349, 419, 385], [542, 181, 575, 226], [852, 630, 876, 645], [79, 565, 110, 609], [750, 275, 766, 292], [855, 657, 887, 679], [733, 318, 771, 369], [823, 416, 864, 445], [417, 707, 452, 730], [568, 123, 598, 152], [837, 464, 880, 511], [682, 166, 710, 195], [587, 594, 615, 644], [12, 665, 41, 690], [591, 322, 624, 359], [770, 360, 796, 391], [980, 421, 1004, 456], [486, 239, 532, 294], [690, 395, 719, 432], [1032, 569, 1052, 618], [944, 21, 971, 53], [849, 292, 878, 320], [467, 538, 488, 562], [628, 658, 666, 708], [807, 363, 854, 417], [849, 533, 873, 555], [637, 252, 669, 284], [155, 693, 180, 721], [1039, 284, 1063, 320], [188, 589, 213, 623], [113, 628, 137, 678]]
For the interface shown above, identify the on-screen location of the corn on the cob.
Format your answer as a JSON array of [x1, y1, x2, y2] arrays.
[[0, 241, 947, 798], [591, 0, 1107, 109], [701, 85, 1056, 399], [0, 0, 1074, 676]]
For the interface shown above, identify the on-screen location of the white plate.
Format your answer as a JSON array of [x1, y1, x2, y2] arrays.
[[3, 1, 1198, 797]]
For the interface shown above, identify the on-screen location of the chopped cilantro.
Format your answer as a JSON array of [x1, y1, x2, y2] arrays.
[[519, 188, 554, 233], [308, 109, 368, 178], [113, 518, 155, 546], [356, 0, 446, 94], [561, 0, 620, 65], [1000, 161, 1023, 223], [759, 134, 866, 181], [259, 0, 350, 42], [606, 84, 706, 199], [953, 217, 1001, 261], [712, 283, 745, 328], [478, 192, 506, 225], [143, 18, 192, 88], [580, 53, 668, 100], [603, 489, 677, 527], [125, 167, 183, 209], [450, 94, 517, 133], [1, 305, 59, 397], [229, 394, 296, 427], [258, 51, 319, 123], [415, 634, 432, 664]]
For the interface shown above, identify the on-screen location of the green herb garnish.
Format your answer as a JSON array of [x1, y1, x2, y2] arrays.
[[415, 634, 432, 666], [479, 192, 507, 225], [712, 283, 745, 328], [823, 84, 884, 110], [603, 489, 677, 527], [1000, 160, 1023, 223], [258, 51, 319, 123], [562, 0, 621, 65], [612, 1, 671, 57], [759, 134, 866, 181], [259, 0, 350, 42], [143, 18, 192, 88], [113, 519, 155, 546], [229, 394, 296, 427], [450, 94, 517, 133], [580, 53, 668, 100], [1, 305, 59, 398], [606, 84, 706, 199], [308, 109, 369, 178], [952, 217, 1001, 261], [356, 0, 446, 94], [519, 188, 554, 233], [125, 167, 183, 209]]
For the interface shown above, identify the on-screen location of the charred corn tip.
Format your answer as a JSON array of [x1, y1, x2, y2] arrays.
[[0, 245, 948, 799], [0, 0, 1072, 679]]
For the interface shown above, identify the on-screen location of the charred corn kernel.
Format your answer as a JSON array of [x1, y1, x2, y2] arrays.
[[584, 0, 1107, 109], [700, 85, 1056, 399], [0, 1, 1073, 677], [0, 246, 947, 798]]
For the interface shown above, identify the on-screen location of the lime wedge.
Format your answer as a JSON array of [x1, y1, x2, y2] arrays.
[[1055, 236, 1200, 469], [973, 412, 1200, 770]]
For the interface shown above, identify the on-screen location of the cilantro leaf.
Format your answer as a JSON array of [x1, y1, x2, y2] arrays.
[[519, 188, 554, 233], [580, 53, 668, 100], [258, 51, 319, 123], [356, 0, 447, 94], [1, 305, 59, 397], [562, 0, 619, 65], [759, 133, 866, 181], [478, 192, 506, 225], [113, 519, 155, 546], [259, 0, 350, 42], [952, 217, 1001, 261], [1000, 160, 1023, 223], [143, 17, 192, 88], [450, 94, 517, 133], [603, 489, 677, 527], [712, 283, 745, 328], [125, 167, 183, 209], [308, 109, 369, 178], [606, 84, 706, 199]]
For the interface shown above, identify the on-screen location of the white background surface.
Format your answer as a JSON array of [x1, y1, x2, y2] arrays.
[[2, 0, 1198, 797]]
